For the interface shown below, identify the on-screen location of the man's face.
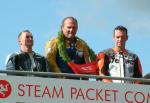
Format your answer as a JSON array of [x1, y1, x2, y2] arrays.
[[18, 32, 33, 47], [61, 19, 77, 39], [113, 30, 128, 48]]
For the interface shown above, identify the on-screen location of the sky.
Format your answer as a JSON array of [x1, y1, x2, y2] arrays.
[[0, 0, 150, 76]]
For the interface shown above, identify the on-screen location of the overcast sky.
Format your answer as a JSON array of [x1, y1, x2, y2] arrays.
[[0, 0, 150, 76]]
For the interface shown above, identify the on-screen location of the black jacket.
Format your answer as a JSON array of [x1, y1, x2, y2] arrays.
[[6, 51, 50, 75]]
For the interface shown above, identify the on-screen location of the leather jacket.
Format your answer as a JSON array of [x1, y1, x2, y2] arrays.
[[6, 51, 50, 75]]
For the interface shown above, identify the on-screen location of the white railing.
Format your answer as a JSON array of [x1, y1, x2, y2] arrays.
[[0, 70, 150, 84], [0, 70, 150, 103]]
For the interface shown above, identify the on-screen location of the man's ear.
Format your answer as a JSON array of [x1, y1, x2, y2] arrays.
[[113, 34, 115, 40], [126, 35, 128, 41], [18, 38, 21, 45]]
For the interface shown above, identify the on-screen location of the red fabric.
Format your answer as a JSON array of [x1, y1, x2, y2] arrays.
[[97, 52, 105, 58], [67, 61, 98, 74]]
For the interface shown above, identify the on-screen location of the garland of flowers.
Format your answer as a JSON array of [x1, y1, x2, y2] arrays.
[[58, 31, 71, 62], [57, 31, 96, 62]]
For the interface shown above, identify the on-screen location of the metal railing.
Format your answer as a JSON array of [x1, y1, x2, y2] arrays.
[[0, 70, 150, 84]]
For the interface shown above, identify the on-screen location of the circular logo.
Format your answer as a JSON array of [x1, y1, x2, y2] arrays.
[[0, 80, 12, 98]]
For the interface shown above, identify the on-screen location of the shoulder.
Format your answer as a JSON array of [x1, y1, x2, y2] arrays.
[[126, 49, 138, 59], [6, 51, 21, 59], [45, 37, 59, 54], [33, 52, 45, 58], [103, 48, 114, 54], [97, 48, 114, 58], [33, 52, 48, 63], [76, 37, 89, 47], [46, 37, 58, 47], [47, 36, 58, 43], [76, 37, 87, 44], [5, 52, 20, 65]]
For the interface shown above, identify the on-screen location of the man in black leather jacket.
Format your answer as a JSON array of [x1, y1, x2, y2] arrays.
[[5, 30, 50, 75]]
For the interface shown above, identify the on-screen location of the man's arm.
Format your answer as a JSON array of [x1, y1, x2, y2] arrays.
[[45, 39, 61, 73], [5, 53, 19, 75], [133, 57, 143, 84], [45, 58, 51, 72], [97, 52, 112, 83], [5, 53, 17, 70]]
